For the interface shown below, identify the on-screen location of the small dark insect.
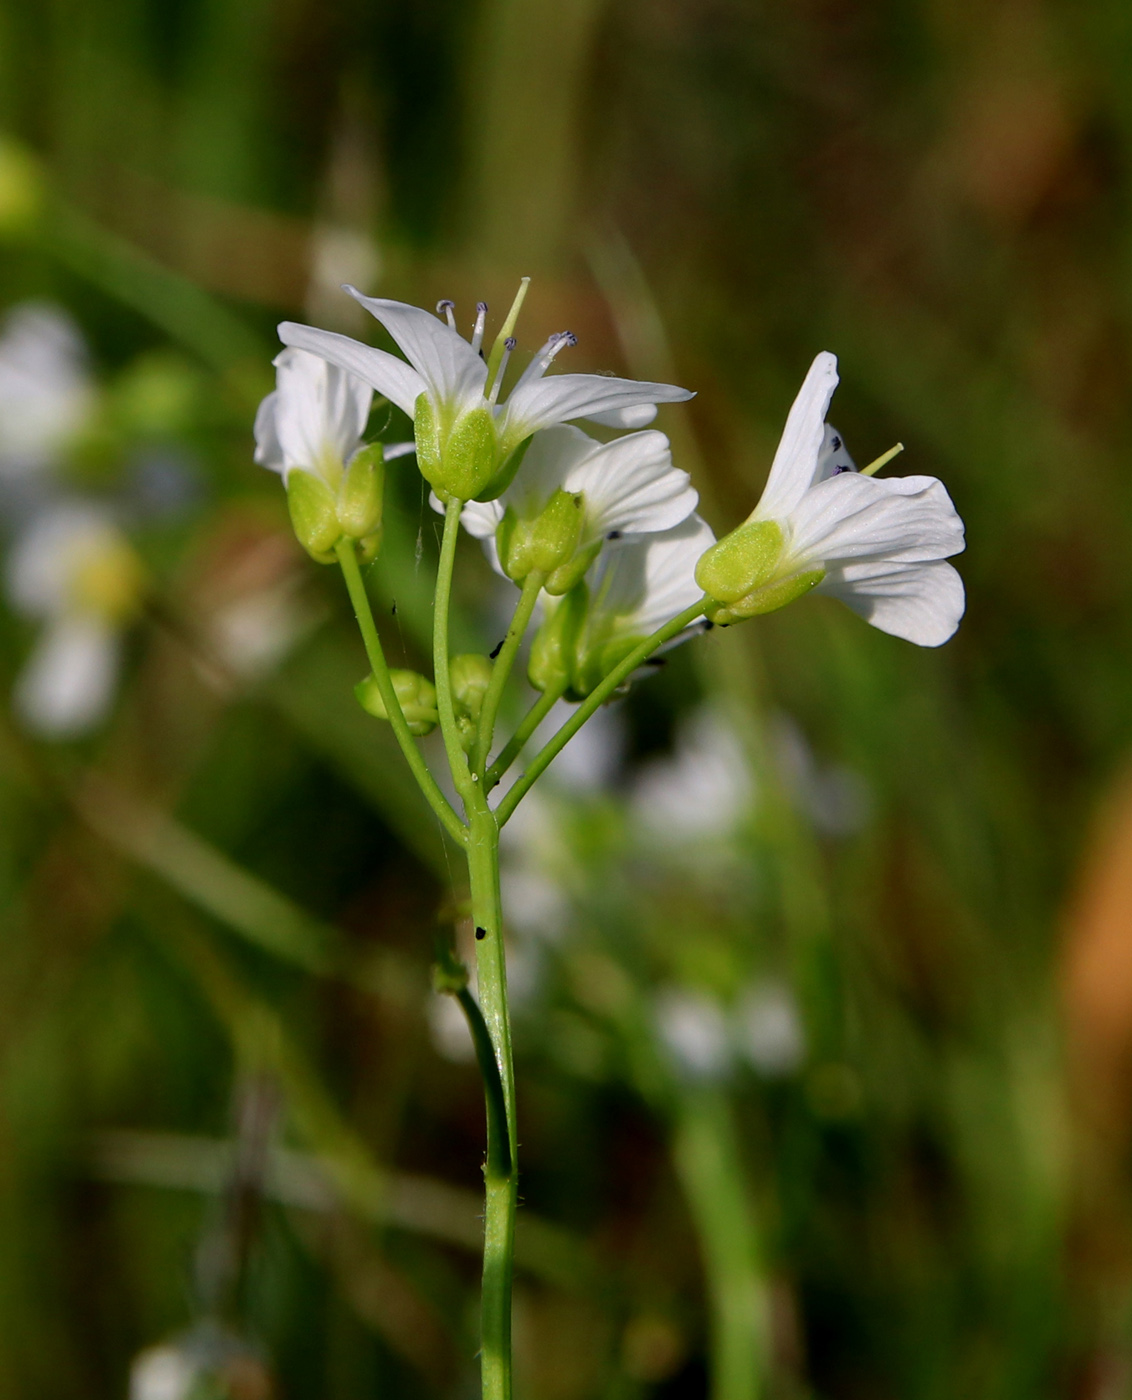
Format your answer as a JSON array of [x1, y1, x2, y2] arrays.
[[489, 639, 504, 659], [475, 926, 487, 941]]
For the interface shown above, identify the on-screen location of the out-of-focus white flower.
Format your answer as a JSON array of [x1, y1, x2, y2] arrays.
[[6, 503, 143, 737], [773, 713, 870, 837], [254, 347, 372, 487], [278, 288, 693, 502], [130, 1344, 197, 1400], [443, 424, 698, 593], [129, 1324, 271, 1400], [654, 987, 732, 1080], [696, 353, 965, 644], [735, 981, 806, 1077], [632, 705, 753, 842], [0, 302, 95, 477]]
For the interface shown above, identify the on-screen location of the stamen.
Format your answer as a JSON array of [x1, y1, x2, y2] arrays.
[[471, 301, 488, 356], [488, 337, 517, 406], [514, 331, 577, 389], [436, 298, 457, 330], [860, 442, 904, 478], [486, 276, 531, 382]]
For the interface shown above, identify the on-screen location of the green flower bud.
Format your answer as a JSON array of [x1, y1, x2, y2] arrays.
[[287, 469, 342, 562], [704, 568, 825, 626], [528, 583, 588, 695], [694, 519, 784, 604], [355, 669, 439, 735], [414, 395, 499, 502], [450, 653, 493, 722], [497, 489, 585, 583], [337, 442, 384, 540]]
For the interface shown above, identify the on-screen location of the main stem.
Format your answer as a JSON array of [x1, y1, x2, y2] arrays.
[[466, 791, 517, 1400]]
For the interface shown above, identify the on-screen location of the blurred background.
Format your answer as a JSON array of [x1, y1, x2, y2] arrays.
[[0, 0, 1130, 1395]]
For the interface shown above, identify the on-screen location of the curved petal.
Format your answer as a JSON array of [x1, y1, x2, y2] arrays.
[[503, 424, 598, 518], [501, 372, 693, 446], [592, 513, 715, 638], [277, 322, 425, 417], [817, 558, 965, 646], [563, 430, 698, 542], [268, 348, 371, 479], [14, 614, 120, 736], [584, 404, 659, 429], [785, 472, 965, 568], [253, 390, 284, 473], [343, 287, 487, 414], [458, 497, 504, 539], [754, 353, 839, 520]]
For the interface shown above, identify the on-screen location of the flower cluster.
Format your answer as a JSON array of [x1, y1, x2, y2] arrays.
[[256, 287, 966, 740]]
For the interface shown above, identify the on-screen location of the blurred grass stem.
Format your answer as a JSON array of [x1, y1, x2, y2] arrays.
[[495, 599, 708, 823], [475, 572, 544, 774], [335, 540, 466, 845]]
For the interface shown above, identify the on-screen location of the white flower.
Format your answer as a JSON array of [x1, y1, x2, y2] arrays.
[[6, 503, 142, 737], [697, 353, 965, 645], [253, 346, 372, 486], [276, 288, 693, 500], [735, 982, 805, 1077], [631, 705, 753, 843], [654, 987, 732, 1080], [0, 302, 94, 477], [447, 423, 698, 586]]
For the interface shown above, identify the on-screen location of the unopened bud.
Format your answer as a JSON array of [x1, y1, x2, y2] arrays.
[[287, 469, 342, 562], [355, 669, 439, 735], [450, 653, 493, 721]]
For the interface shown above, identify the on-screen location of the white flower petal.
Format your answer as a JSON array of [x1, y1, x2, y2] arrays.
[[458, 498, 504, 539], [584, 404, 659, 429], [343, 287, 488, 414], [277, 322, 425, 417], [563, 429, 698, 542], [14, 615, 120, 736], [501, 372, 693, 444], [258, 348, 372, 481], [755, 352, 839, 520], [785, 472, 965, 568], [252, 390, 283, 474], [590, 513, 715, 640], [814, 423, 856, 482], [0, 303, 95, 475], [817, 558, 965, 646], [382, 441, 417, 461], [7, 503, 120, 617]]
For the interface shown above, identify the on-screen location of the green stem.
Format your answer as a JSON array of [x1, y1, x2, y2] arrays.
[[484, 684, 564, 794], [496, 598, 707, 825], [455, 986, 512, 1177], [434, 500, 476, 806], [334, 541, 466, 847], [466, 795, 517, 1400], [671, 1088, 767, 1400], [475, 573, 544, 775]]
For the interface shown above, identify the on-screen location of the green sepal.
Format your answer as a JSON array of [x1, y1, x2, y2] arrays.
[[705, 568, 826, 625], [337, 442, 384, 539], [497, 489, 585, 582], [441, 406, 498, 500], [529, 583, 588, 694], [545, 537, 601, 596], [355, 669, 439, 735], [573, 633, 642, 699], [476, 435, 533, 501], [413, 392, 444, 492], [695, 518, 784, 604], [286, 468, 342, 561]]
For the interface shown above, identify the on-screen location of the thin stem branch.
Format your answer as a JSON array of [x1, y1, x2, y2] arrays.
[[434, 500, 475, 806], [334, 540, 466, 847], [495, 598, 708, 825], [475, 573, 544, 775], [455, 985, 512, 1177], [483, 685, 564, 794]]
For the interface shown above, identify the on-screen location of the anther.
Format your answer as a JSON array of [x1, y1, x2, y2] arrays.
[[514, 331, 578, 390], [471, 301, 489, 357], [436, 299, 457, 330]]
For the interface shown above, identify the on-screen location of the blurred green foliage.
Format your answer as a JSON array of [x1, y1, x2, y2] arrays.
[[1, 1, 1132, 1397]]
